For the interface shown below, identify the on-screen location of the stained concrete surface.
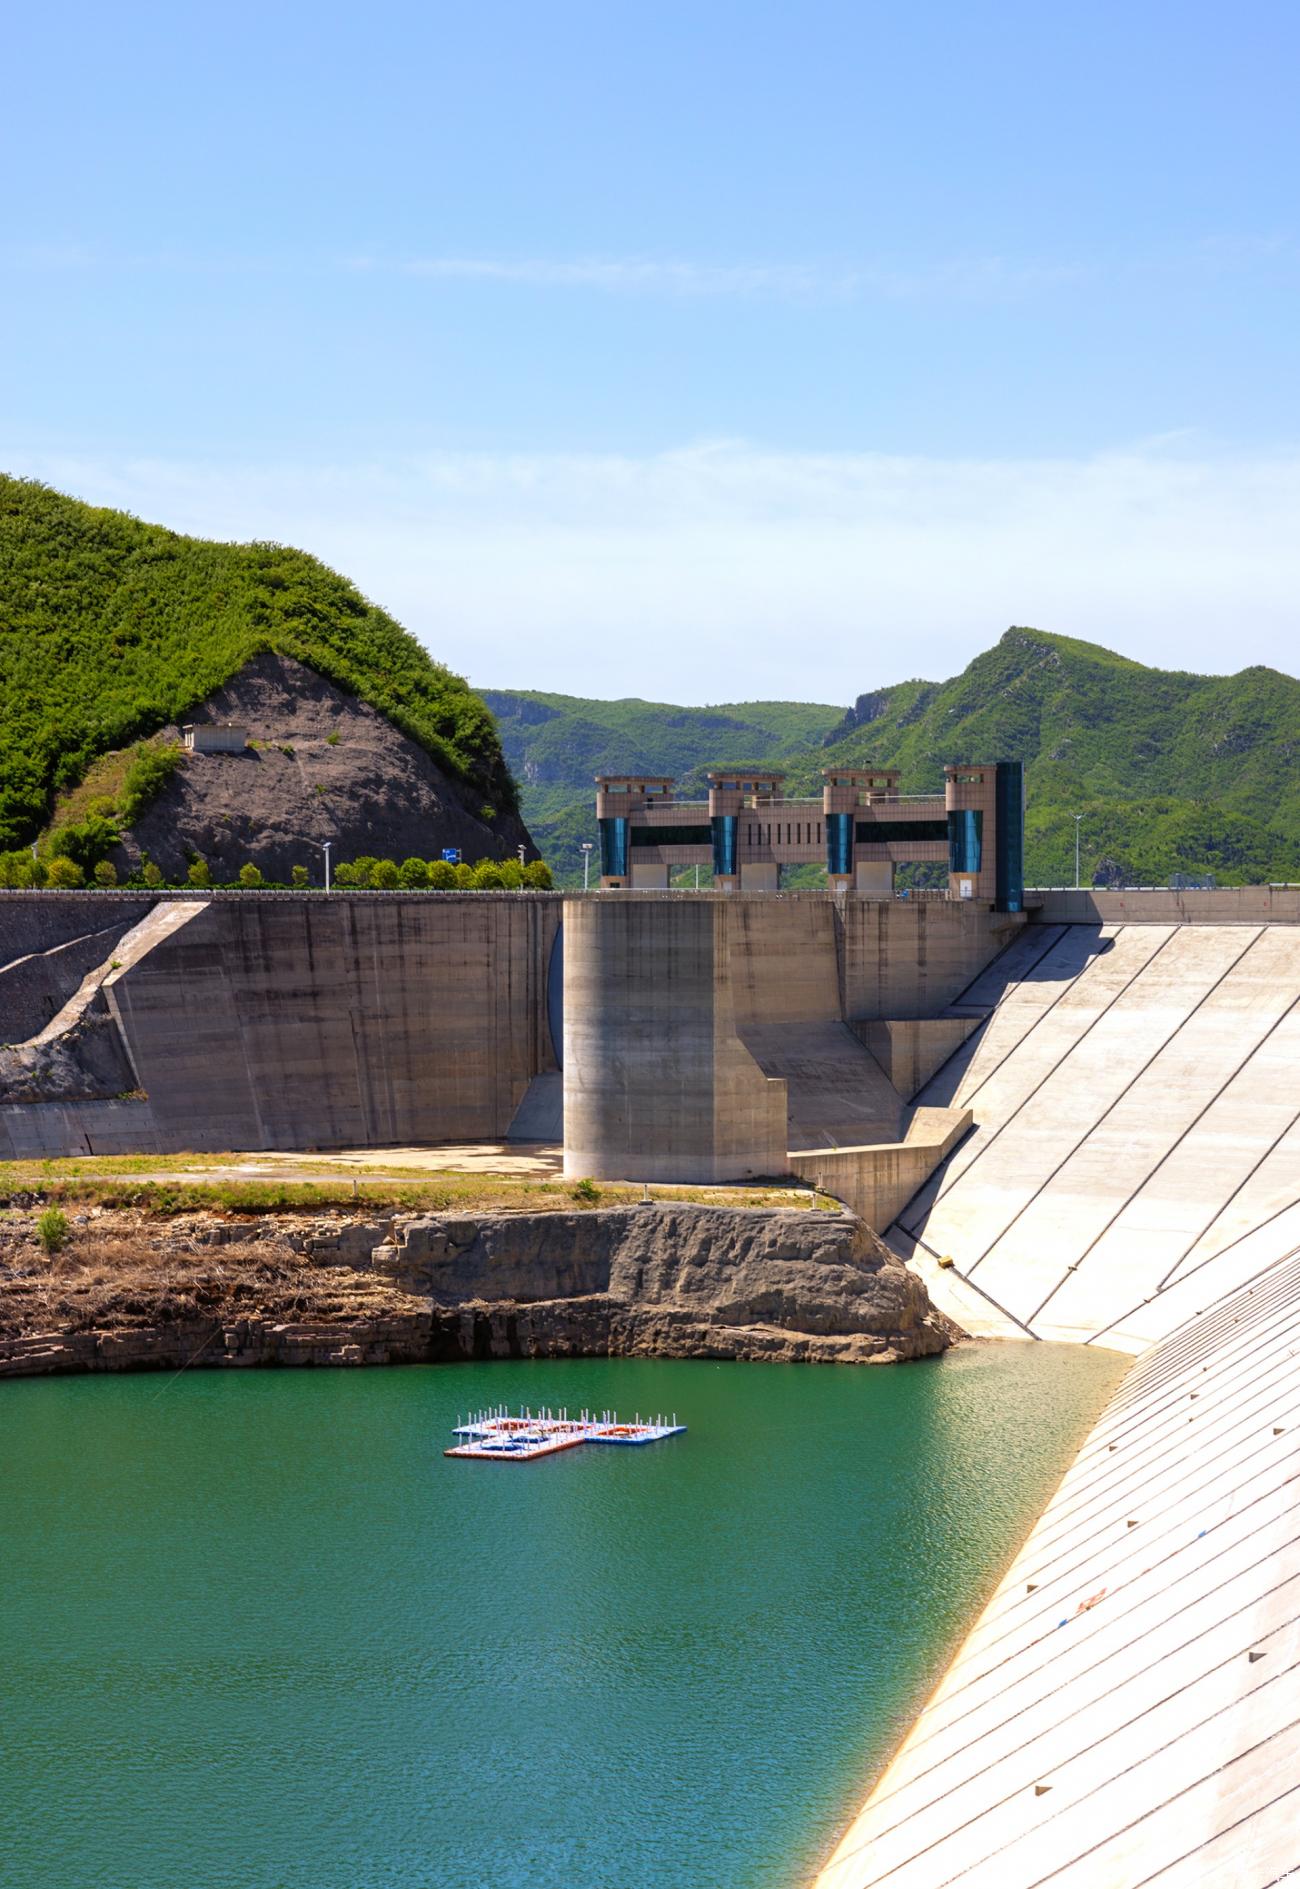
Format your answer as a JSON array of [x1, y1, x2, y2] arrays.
[[892, 923, 1300, 1351], [815, 1250, 1300, 1889], [815, 918, 1300, 1889]]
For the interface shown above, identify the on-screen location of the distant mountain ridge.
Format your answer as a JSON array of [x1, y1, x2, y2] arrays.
[[487, 628, 1300, 886]]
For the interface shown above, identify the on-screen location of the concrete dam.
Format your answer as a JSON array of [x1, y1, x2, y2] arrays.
[[3, 882, 1299, 1884]]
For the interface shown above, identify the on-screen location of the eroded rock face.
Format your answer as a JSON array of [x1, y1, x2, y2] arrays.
[[0, 1204, 957, 1377], [379, 1204, 954, 1363]]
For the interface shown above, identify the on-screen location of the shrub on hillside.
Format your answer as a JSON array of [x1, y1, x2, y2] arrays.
[[472, 861, 505, 889], [398, 857, 430, 888], [427, 859, 456, 889], [238, 863, 264, 888], [522, 860, 553, 889], [46, 855, 84, 887], [0, 851, 42, 887], [187, 859, 212, 888], [92, 859, 118, 886], [291, 864, 309, 887], [371, 859, 400, 889], [45, 810, 121, 871], [119, 743, 182, 826], [141, 861, 163, 888]]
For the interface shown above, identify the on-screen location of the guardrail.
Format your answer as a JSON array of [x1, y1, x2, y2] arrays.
[[0, 885, 959, 902]]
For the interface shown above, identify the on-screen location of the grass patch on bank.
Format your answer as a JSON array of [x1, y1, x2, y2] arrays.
[[0, 1157, 835, 1217]]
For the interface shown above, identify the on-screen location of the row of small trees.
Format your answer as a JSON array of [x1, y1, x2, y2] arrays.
[[331, 854, 552, 889], [0, 850, 554, 891]]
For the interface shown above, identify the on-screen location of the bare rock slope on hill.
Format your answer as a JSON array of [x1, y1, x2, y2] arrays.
[[117, 652, 536, 882]]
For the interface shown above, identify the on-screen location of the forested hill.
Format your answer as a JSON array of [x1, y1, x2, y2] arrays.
[[487, 628, 1300, 886], [0, 475, 519, 853]]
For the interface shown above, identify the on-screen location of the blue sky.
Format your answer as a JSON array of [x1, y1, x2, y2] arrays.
[[4, 0, 1298, 700]]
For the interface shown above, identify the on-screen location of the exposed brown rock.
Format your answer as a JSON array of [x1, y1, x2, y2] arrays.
[[116, 651, 535, 882], [0, 1202, 958, 1377]]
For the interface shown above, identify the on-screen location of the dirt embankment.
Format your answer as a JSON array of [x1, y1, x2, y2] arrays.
[[0, 1203, 959, 1379]]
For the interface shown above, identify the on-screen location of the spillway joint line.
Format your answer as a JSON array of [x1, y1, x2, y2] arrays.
[[869, 1523, 1300, 1824], [860, 1675, 1300, 1889], [855, 1564, 1300, 1857], [979, 1418, 1300, 1648], [839, 1617, 1300, 1889], [948, 927, 1189, 1265], [968, 924, 1265, 1288], [1030, 962, 1300, 1325], [1020, 1354, 1300, 1561], [908, 1233, 1040, 1339], [1089, 1233, 1300, 1355], [902, 1473, 1300, 1732], [1155, 1099, 1300, 1295], [897, 924, 1132, 1236], [1013, 1706, 1300, 1889], [948, 923, 1130, 1116]]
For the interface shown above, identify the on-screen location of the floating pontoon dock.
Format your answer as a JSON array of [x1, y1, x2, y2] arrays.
[[445, 1407, 686, 1462]]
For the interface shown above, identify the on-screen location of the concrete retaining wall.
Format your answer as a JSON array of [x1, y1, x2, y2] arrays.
[[839, 899, 1025, 1018], [0, 924, 142, 1043], [1, 893, 561, 1155], [0, 895, 159, 968], [790, 1108, 973, 1228], [562, 894, 1015, 1191], [0, 1098, 160, 1158], [1030, 886, 1300, 925]]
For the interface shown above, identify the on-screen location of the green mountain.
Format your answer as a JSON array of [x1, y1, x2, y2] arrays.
[[0, 475, 519, 855], [487, 628, 1300, 887], [479, 690, 846, 884]]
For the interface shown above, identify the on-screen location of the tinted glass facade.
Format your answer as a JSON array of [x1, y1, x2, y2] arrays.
[[856, 819, 949, 846], [599, 816, 630, 879], [827, 812, 853, 876], [712, 814, 739, 877], [947, 809, 983, 876], [629, 824, 713, 849], [995, 760, 1025, 912]]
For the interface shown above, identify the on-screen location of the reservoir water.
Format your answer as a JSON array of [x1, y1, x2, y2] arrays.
[[2, 1345, 1124, 1888]]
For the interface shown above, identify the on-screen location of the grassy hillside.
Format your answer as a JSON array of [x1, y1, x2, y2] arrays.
[[0, 475, 516, 851], [488, 629, 1300, 887]]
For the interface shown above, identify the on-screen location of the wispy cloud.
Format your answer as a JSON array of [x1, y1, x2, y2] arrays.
[[6, 439, 1299, 698], [6, 239, 1292, 303], [344, 252, 1090, 303]]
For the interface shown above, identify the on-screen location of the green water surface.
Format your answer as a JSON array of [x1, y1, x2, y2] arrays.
[[1, 1346, 1124, 1888]]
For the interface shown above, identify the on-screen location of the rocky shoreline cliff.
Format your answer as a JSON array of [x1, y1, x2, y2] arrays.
[[0, 1202, 958, 1378]]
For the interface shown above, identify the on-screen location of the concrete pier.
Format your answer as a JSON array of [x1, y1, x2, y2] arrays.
[[560, 892, 1021, 1199]]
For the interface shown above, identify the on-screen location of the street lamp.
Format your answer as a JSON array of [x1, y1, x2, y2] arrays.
[[580, 841, 594, 892], [306, 838, 332, 892], [1073, 814, 1083, 891]]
